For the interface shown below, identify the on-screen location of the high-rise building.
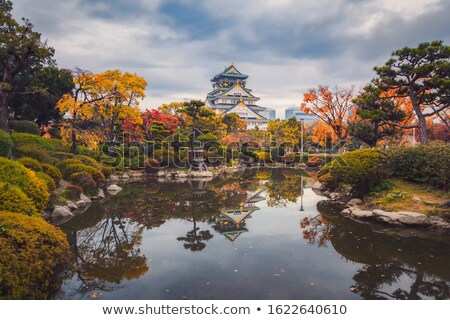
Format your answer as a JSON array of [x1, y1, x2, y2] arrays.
[[205, 64, 269, 129], [285, 106, 319, 123]]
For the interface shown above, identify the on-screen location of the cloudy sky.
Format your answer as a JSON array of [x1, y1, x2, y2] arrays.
[[12, 0, 450, 117]]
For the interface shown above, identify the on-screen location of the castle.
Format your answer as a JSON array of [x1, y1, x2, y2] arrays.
[[205, 64, 274, 129]]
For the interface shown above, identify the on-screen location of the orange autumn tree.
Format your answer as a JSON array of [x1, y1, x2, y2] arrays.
[[309, 122, 338, 148], [57, 69, 112, 153], [301, 86, 353, 142]]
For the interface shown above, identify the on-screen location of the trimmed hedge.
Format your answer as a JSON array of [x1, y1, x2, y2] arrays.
[[388, 144, 450, 189], [42, 164, 62, 185], [0, 130, 13, 157], [318, 149, 390, 196], [11, 132, 67, 151], [9, 120, 40, 135], [61, 185, 83, 200], [0, 157, 50, 211], [13, 144, 56, 164], [0, 183, 39, 216], [18, 157, 43, 172], [68, 172, 96, 193], [0, 211, 69, 299], [36, 172, 57, 192]]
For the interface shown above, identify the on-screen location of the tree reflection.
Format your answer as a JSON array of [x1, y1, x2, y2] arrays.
[[265, 170, 306, 207], [177, 218, 213, 251], [299, 199, 450, 299], [65, 215, 148, 298]]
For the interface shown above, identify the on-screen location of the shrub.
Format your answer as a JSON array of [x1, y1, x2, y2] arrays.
[[0, 158, 49, 210], [318, 149, 390, 196], [0, 130, 13, 157], [100, 165, 114, 177], [63, 163, 105, 187], [9, 120, 40, 135], [0, 183, 39, 216], [76, 145, 101, 160], [36, 172, 57, 192], [68, 172, 96, 193], [306, 156, 323, 167], [153, 149, 176, 167], [11, 132, 53, 149], [13, 144, 55, 163], [18, 157, 43, 172], [42, 164, 62, 185], [61, 185, 83, 200], [144, 159, 160, 174], [52, 152, 75, 161], [56, 159, 84, 174], [388, 145, 450, 189], [0, 211, 69, 299], [75, 154, 101, 169]]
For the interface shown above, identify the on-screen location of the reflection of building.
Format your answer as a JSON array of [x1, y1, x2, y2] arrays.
[[285, 106, 319, 123], [206, 64, 269, 129], [213, 189, 266, 243]]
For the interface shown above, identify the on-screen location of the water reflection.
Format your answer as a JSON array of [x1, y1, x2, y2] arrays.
[[59, 169, 450, 300]]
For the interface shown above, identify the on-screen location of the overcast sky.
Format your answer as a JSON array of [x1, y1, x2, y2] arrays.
[[12, 0, 450, 117]]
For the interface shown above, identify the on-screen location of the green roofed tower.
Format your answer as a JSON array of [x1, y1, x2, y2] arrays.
[[205, 64, 269, 129]]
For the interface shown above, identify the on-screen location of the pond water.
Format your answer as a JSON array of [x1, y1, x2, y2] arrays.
[[59, 169, 450, 300]]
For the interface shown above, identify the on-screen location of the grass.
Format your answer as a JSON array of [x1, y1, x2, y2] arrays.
[[366, 178, 450, 218]]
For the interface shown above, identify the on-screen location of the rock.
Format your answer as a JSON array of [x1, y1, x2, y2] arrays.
[[372, 209, 431, 226], [80, 193, 92, 204], [177, 172, 188, 178], [312, 181, 326, 191], [97, 189, 105, 199], [52, 206, 74, 218], [66, 201, 78, 211], [156, 171, 165, 177], [130, 172, 143, 178], [121, 173, 129, 179], [329, 192, 342, 200], [189, 171, 213, 178], [109, 174, 119, 182], [76, 200, 86, 208], [350, 208, 373, 219], [412, 197, 422, 203], [107, 184, 123, 195], [348, 198, 363, 206]]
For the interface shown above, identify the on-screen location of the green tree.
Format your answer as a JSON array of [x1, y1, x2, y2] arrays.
[[0, 0, 55, 131], [348, 85, 408, 146], [373, 41, 450, 144]]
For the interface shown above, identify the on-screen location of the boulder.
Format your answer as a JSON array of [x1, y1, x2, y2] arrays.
[[350, 208, 373, 219], [66, 201, 78, 211], [189, 171, 213, 178], [156, 171, 165, 177], [177, 172, 188, 178], [52, 206, 74, 218], [109, 174, 120, 182], [107, 184, 123, 195], [121, 173, 129, 179], [76, 200, 86, 208], [348, 198, 363, 206], [80, 193, 92, 204], [372, 209, 431, 226], [412, 197, 422, 203], [312, 181, 326, 191], [97, 189, 105, 199]]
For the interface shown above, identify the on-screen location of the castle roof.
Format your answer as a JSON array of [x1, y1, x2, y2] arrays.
[[211, 63, 248, 82]]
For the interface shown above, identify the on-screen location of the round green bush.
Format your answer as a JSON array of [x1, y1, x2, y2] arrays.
[[18, 157, 43, 172], [9, 120, 40, 135], [13, 144, 56, 163], [0, 211, 69, 299], [36, 172, 57, 192], [0, 130, 13, 157], [56, 158, 84, 174], [52, 152, 75, 161], [0, 158, 50, 210], [62, 163, 105, 187], [75, 154, 101, 169], [100, 165, 114, 177], [11, 132, 53, 149], [68, 172, 96, 193], [0, 183, 39, 216], [318, 149, 390, 196], [42, 164, 62, 185], [388, 144, 450, 189]]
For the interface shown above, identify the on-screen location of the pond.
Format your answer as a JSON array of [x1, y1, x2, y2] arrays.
[[59, 169, 450, 300]]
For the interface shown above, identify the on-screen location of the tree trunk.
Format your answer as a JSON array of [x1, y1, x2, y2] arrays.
[[0, 92, 10, 132], [71, 130, 78, 154], [417, 115, 428, 145]]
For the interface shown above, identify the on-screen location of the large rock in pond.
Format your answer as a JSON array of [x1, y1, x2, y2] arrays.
[[372, 209, 431, 226], [107, 184, 123, 195], [312, 181, 326, 191], [66, 201, 78, 211], [189, 171, 213, 178], [80, 193, 92, 204], [97, 188, 105, 199], [109, 174, 120, 182], [52, 206, 74, 218], [348, 198, 363, 206]]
